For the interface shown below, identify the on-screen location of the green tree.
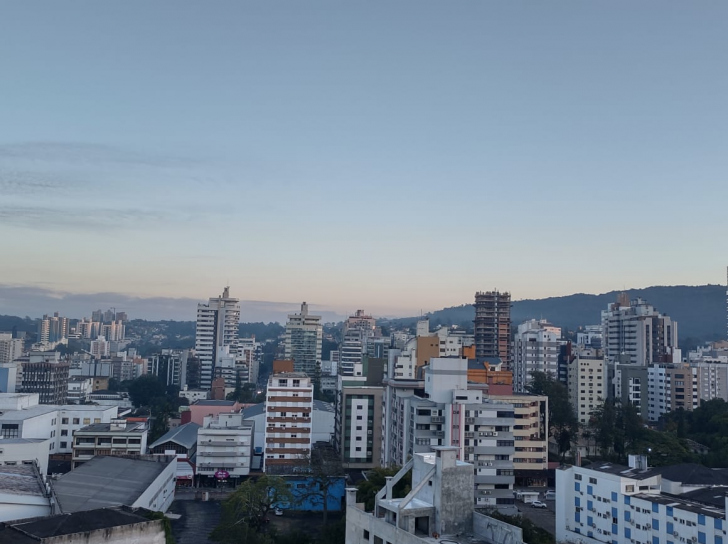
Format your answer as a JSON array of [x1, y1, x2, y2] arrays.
[[128, 375, 166, 408], [356, 467, 411, 512], [210, 475, 293, 544], [296, 447, 345, 525], [527, 371, 578, 461]]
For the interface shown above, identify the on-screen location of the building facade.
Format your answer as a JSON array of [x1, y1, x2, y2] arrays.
[[568, 348, 605, 425], [512, 319, 562, 392], [195, 287, 240, 389], [474, 291, 512, 370], [71, 419, 148, 468], [284, 302, 322, 376], [197, 412, 254, 481]]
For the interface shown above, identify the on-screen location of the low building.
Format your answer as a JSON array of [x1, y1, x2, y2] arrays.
[[54, 455, 176, 513], [180, 399, 243, 425], [0, 506, 167, 544], [66, 376, 93, 404], [72, 419, 148, 469], [148, 422, 200, 485], [345, 446, 525, 544], [0, 463, 51, 522], [179, 386, 208, 403], [87, 389, 133, 409], [197, 412, 254, 482], [0, 438, 51, 476], [556, 456, 728, 544]]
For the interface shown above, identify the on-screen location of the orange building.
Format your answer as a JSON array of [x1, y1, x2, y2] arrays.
[[467, 359, 513, 395]]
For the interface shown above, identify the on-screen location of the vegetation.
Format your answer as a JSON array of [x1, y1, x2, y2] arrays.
[[356, 466, 411, 512], [210, 475, 293, 544], [527, 371, 578, 461], [144, 511, 176, 544], [662, 399, 728, 467], [227, 377, 264, 404]]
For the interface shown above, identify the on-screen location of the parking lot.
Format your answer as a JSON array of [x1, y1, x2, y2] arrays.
[[516, 497, 556, 536]]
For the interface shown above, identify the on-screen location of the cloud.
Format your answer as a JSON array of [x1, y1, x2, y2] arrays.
[[0, 205, 174, 231], [0, 284, 347, 323]]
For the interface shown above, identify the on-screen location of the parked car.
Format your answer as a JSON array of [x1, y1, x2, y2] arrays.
[[531, 501, 548, 509], [274, 508, 283, 516]]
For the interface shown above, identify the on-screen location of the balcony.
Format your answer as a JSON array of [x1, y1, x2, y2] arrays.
[[431, 416, 444, 423]]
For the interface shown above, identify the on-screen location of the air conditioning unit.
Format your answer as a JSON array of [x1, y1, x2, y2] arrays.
[[692, 538, 698, 543], [493, 432, 498, 436], [645, 524, 651, 530], [591, 524, 596, 528], [673, 532, 679, 537]]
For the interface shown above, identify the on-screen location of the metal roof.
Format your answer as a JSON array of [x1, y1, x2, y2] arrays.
[[54, 456, 173, 513], [148, 422, 201, 450]]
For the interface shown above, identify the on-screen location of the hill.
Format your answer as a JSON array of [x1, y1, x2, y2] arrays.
[[387, 285, 726, 346]]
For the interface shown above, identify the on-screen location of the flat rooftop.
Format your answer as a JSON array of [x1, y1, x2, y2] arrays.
[[0, 464, 45, 497], [75, 422, 146, 434]]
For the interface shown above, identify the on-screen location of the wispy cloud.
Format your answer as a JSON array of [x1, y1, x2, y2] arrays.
[[0, 205, 175, 231]]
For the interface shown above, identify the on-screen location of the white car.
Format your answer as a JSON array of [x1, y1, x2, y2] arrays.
[[274, 508, 283, 516], [531, 501, 548, 509]]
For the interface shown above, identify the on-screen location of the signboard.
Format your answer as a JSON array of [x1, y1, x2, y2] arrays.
[[215, 470, 230, 480]]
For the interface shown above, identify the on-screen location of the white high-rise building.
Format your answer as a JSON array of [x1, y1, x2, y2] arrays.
[[512, 319, 562, 392], [284, 302, 322, 376], [0, 334, 24, 365], [601, 295, 679, 365], [195, 287, 240, 390], [568, 347, 605, 425]]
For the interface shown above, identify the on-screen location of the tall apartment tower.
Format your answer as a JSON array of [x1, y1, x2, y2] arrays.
[[512, 319, 562, 392], [474, 291, 512, 370], [284, 302, 322, 376], [195, 287, 240, 389]]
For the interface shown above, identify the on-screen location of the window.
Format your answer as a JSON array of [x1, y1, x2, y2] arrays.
[[60, 441, 67, 448], [83, 418, 90, 425], [94, 418, 100, 424], [589, 477, 597, 484], [355, 447, 362, 451], [1, 424, 19, 438], [575, 474, 582, 481], [61, 430, 68, 436], [363, 530, 370, 540], [73, 418, 80, 425], [356, 426, 362, 431], [357, 416, 363, 420], [698, 514, 705, 526], [62, 418, 69, 425]]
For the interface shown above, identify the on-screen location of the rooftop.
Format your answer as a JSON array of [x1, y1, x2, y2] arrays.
[[54, 456, 173, 512], [0, 506, 159, 544], [149, 422, 201, 449], [650, 463, 728, 486], [634, 492, 726, 519], [0, 464, 45, 497], [572, 462, 660, 480], [75, 422, 146, 434], [242, 399, 334, 419], [270, 372, 310, 379], [192, 400, 237, 407]]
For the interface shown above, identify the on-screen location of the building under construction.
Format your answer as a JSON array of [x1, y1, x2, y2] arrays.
[[474, 290, 512, 370]]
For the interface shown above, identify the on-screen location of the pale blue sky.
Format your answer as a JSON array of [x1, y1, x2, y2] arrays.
[[0, 1, 726, 318]]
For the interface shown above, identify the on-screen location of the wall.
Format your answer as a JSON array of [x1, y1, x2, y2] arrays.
[[472, 512, 524, 544], [43, 519, 166, 544], [346, 504, 433, 544], [0, 491, 51, 522], [131, 461, 176, 513]]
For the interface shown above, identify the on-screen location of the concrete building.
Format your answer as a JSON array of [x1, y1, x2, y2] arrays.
[[197, 412, 254, 481], [512, 319, 562, 392], [180, 399, 242, 426], [0, 506, 167, 544], [335, 381, 384, 470], [284, 302, 322, 376], [148, 422, 200, 484], [340, 310, 379, 377], [577, 325, 603, 349], [18, 352, 70, 405], [0, 463, 52, 522], [346, 447, 525, 544], [556, 457, 728, 544], [54, 456, 176, 513], [381, 358, 516, 508], [264, 367, 314, 472], [568, 348, 605, 425], [490, 394, 549, 487], [66, 376, 93, 404], [0, 437, 51, 477], [647, 364, 699, 422], [474, 291, 512, 371], [195, 287, 240, 389], [608, 363, 649, 420], [90, 336, 110, 358], [71, 419, 148, 468], [179, 386, 208, 403], [0, 335, 24, 365], [601, 295, 679, 365], [242, 400, 335, 457], [37, 313, 69, 345]]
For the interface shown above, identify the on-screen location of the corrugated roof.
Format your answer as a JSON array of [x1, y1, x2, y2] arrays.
[[148, 422, 201, 450], [54, 456, 173, 513]]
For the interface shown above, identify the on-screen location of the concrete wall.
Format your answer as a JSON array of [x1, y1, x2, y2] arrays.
[[0, 492, 51, 522], [346, 504, 434, 544], [473, 512, 524, 544], [132, 461, 176, 513], [43, 519, 166, 544]]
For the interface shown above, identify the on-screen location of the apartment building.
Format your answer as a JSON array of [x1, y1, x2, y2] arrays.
[[647, 364, 699, 422], [195, 287, 240, 389], [71, 419, 148, 468], [608, 363, 649, 420], [284, 302, 322, 376], [491, 394, 549, 487], [66, 376, 93, 404], [18, 351, 70, 405], [568, 348, 605, 425], [263, 366, 314, 472], [474, 291, 512, 371], [556, 456, 728, 544], [512, 319, 562, 392], [197, 412, 254, 481]]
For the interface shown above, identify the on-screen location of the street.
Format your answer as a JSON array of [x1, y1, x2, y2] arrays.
[[516, 499, 556, 536]]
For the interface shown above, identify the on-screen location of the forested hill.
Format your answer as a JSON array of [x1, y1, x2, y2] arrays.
[[388, 285, 726, 344]]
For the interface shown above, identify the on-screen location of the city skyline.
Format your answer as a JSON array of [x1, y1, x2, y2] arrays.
[[1, 2, 726, 317]]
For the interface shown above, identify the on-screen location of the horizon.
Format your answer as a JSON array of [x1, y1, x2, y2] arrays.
[[0, 282, 721, 323]]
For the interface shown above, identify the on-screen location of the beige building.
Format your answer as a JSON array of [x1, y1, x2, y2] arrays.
[[263, 367, 314, 472], [568, 348, 605, 425], [72, 419, 148, 468], [491, 393, 549, 487]]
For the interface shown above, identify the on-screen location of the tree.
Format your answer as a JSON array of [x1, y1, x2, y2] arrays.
[[210, 475, 293, 544], [128, 375, 166, 408], [356, 467, 411, 512], [296, 447, 345, 525], [527, 371, 578, 461]]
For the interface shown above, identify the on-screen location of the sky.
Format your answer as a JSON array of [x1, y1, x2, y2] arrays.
[[0, 1, 726, 321]]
